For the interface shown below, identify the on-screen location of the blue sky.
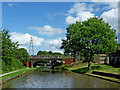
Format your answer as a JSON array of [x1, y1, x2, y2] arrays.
[[2, 2, 119, 55]]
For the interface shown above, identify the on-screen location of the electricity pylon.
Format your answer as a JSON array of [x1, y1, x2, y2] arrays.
[[29, 36, 34, 55]]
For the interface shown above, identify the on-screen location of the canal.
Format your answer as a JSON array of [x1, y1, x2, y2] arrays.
[[2, 69, 120, 88]]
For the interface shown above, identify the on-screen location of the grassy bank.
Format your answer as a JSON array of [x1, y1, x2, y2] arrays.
[[2, 67, 36, 84], [1, 66, 27, 75], [54, 64, 73, 70], [67, 62, 120, 83], [67, 63, 120, 74]]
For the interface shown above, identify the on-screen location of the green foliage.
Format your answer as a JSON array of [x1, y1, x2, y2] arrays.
[[61, 17, 119, 69], [8, 57, 23, 71], [71, 66, 101, 74], [54, 64, 73, 70], [37, 50, 63, 56], [2, 68, 35, 83], [70, 63, 120, 75], [51, 61, 62, 69], [15, 48, 29, 62], [2, 29, 29, 73], [37, 51, 49, 55], [52, 52, 62, 55]]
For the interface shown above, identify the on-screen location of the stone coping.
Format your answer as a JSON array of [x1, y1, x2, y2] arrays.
[[92, 71, 120, 79]]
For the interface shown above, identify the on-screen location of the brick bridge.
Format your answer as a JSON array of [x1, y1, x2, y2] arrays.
[[25, 55, 73, 67]]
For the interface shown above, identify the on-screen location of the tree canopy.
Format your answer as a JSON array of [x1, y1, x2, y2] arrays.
[[61, 17, 118, 69], [37, 50, 62, 56], [15, 48, 29, 62], [2, 29, 29, 72]]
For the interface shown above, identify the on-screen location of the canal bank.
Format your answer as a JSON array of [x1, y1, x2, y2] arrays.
[[1, 63, 120, 88], [65, 62, 120, 84], [1, 68, 36, 84], [2, 69, 120, 88]]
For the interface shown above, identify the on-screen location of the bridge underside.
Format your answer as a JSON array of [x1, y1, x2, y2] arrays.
[[30, 58, 62, 67]]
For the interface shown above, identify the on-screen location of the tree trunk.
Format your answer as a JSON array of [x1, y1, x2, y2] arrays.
[[88, 56, 92, 70], [73, 53, 76, 62], [88, 61, 91, 70], [73, 57, 75, 62]]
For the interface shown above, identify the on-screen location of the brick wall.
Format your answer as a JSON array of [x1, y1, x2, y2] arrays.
[[23, 61, 29, 68], [62, 58, 73, 65]]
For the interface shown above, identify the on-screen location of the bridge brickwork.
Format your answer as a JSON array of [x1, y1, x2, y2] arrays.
[[28, 55, 73, 67]]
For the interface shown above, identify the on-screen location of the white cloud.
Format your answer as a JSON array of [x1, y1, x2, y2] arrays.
[[28, 25, 65, 35], [10, 32, 65, 54], [46, 38, 62, 50], [52, 50, 63, 54], [8, 3, 13, 7], [65, 16, 80, 25], [10, 32, 44, 46], [65, 3, 95, 24], [18, 46, 28, 51], [49, 39, 62, 48], [45, 37, 66, 54], [101, 8, 118, 31], [66, 2, 118, 35], [91, 0, 118, 10], [106, 2, 118, 9], [91, 0, 119, 2]]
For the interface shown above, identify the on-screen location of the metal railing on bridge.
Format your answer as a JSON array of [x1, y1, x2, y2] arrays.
[[29, 55, 71, 59]]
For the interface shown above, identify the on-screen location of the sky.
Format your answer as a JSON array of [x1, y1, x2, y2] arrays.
[[2, 1, 120, 55]]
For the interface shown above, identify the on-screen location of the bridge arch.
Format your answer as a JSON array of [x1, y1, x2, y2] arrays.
[[33, 61, 41, 67], [30, 60, 53, 67], [29, 55, 72, 67]]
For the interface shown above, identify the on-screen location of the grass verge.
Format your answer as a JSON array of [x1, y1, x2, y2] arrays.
[[2, 67, 36, 84], [68, 63, 120, 74], [67, 62, 120, 83], [1, 67, 27, 75]]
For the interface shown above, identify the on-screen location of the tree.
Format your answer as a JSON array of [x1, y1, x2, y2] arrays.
[[2, 29, 18, 63], [61, 17, 118, 70], [2, 29, 19, 71], [37, 50, 63, 56], [15, 48, 29, 62], [52, 52, 62, 56], [37, 51, 49, 55], [2, 29, 29, 72], [48, 51, 52, 55]]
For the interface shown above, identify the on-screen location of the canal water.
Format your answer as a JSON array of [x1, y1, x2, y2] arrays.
[[2, 69, 120, 88]]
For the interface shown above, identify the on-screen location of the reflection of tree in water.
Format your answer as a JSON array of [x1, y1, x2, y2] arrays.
[[51, 61, 62, 70]]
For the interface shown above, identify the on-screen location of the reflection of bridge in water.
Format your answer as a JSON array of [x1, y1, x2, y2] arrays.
[[29, 55, 71, 67]]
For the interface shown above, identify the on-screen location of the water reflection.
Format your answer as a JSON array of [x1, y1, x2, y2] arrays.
[[2, 69, 120, 88]]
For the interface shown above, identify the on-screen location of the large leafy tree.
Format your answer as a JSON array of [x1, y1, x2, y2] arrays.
[[61, 17, 118, 69], [2, 29, 18, 64], [15, 48, 29, 62], [2, 29, 29, 72], [2, 29, 21, 71]]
